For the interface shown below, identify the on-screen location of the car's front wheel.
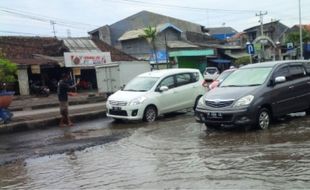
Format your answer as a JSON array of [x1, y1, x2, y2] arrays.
[[305, 107, 310, 115], [256, 108, 270, 130], [143, 106, 157, 122]]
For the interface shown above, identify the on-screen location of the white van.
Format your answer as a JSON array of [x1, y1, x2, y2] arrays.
[[106, 68, 206, 122]]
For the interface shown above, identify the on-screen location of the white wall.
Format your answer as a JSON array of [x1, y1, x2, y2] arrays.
[[118, 61, 150, 87]]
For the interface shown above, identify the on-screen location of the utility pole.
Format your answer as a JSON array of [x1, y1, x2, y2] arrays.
[[67, 29, 71, 38], [256, 11, 268, 61], [299, 0, 304, 59], [50, 20, 56, 38]]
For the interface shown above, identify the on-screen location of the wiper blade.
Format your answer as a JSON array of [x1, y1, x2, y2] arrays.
[[245, 84, 261, 86], [221, 85, 242, 87]]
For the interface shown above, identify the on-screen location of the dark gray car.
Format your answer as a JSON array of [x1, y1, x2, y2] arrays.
[[195, 60, 310, 130]]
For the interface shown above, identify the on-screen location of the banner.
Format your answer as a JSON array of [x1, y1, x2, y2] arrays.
[[64, 52, 112, 67], [73, 67, 81, 76], [31, 65, 40, 74]]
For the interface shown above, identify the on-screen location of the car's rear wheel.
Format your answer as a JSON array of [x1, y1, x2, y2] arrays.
[[143, 106, 157, 122], [256, 108, 270, 130]]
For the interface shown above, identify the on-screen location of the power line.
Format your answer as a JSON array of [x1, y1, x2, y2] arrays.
[[106, 0, 261, 13], [0, 30, 42, 36], [0, 6, 100, 28]]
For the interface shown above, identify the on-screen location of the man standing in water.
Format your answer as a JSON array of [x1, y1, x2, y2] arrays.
[[57, 73, 79, 127]]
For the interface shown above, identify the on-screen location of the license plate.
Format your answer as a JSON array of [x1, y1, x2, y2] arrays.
[[112, 106, 121, 111], [207, 112, 223, 119]]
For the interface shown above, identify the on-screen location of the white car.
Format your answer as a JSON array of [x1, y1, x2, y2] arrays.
[[106, 68, 206, 122], [203, 67, 220, 81]]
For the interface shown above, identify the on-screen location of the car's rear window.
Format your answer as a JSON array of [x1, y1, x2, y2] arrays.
[[206, 68, 218, 74]]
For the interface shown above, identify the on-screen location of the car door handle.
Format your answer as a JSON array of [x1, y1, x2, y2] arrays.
[[289, 86, 294, 89]]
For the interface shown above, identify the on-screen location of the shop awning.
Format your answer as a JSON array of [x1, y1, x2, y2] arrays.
[[210, 59, 231, 64], [33, 54, 65, 67], [169, 49, 214, 57], [224, 52, 249, 59]]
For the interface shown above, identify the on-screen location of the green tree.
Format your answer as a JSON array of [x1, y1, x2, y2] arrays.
[[140, 26, 158, 67], [0, 53, 17, 85], [285, 29, 310, 44]]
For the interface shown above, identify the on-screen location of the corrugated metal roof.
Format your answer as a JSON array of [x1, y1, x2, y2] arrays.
[[62, 38, 101, 52], [118, 29, 145, 41], [118, 23, 182, 41], [167, 41, 198, 48]]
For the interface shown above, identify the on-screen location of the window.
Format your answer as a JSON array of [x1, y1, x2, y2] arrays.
[[289, 65, 306, 80], [176, 73, 192, 86], [274, 66, 290, 80], [191, 72, 199, 82], [158, 76, 175, 89]]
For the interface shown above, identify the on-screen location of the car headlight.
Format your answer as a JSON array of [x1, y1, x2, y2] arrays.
[[129, 96, 146, 106], [233, 95, 254, 107], [197, 96, 205, 107]]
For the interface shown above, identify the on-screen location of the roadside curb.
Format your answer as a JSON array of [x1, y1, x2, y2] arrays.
[[0, 109, 107, 134]]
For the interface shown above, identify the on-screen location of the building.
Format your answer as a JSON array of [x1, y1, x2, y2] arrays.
[[0, 36, 146, 95], [205, 27, 238, 41], [88, 10, 206, 48], [243, 20, 289, 61], [244, 20, 288, 43], [89, 11, 224, 71]]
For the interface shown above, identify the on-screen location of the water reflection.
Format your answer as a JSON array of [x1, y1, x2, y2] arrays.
[[0, 114, 310, 189]]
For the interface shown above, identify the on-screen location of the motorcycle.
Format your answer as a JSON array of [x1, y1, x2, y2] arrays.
[[30, 80, 50, 97]]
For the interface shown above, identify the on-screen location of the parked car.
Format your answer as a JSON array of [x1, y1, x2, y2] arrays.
[[203, 67, 220, 81], [106, 69, 206, 122], [195, 60, 310, 130], [208, 69, 237, 90]]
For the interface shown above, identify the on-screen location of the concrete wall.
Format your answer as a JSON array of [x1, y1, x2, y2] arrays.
[[118, 61, 150, 87]]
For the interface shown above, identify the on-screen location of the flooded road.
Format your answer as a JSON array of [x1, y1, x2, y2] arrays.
[[1, 112, 310, 189]]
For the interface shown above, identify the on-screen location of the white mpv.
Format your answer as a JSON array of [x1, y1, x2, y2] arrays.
[[106, 69, 206, 122]]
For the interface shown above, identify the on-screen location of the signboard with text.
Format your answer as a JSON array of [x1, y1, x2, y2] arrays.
[[64, 52, 112, 67]]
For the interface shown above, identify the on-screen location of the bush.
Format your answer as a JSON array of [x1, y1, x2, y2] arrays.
[[234, 56, 251, 66], [0, 56, 17, 83]]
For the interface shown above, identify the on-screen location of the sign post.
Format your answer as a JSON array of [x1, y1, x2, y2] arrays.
[[246, 42, 255, 64]]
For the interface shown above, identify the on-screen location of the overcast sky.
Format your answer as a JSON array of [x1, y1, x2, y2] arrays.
[[1, 0, 309, 37]]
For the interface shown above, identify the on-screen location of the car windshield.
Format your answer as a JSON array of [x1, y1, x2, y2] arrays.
[[217, 70, 234, 82], [220, 67, 272, 87], [123, 76, 159, 92]]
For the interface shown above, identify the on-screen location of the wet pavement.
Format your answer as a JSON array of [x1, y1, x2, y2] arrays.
[[1, 112, 310, 189]]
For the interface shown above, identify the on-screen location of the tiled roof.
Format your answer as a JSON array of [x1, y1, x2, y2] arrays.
[[0, 36, 67, 65], [91, 38, 137, 61], [0, 36, 137, 65]]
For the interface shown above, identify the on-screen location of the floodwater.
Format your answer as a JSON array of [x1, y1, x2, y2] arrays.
[[1, 113, 310, 189]]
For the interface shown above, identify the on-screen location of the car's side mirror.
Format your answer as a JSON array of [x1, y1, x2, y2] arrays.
[[159, 86, 169, 92], [120, 84, 125, 90], [275, 76, 286, 84]]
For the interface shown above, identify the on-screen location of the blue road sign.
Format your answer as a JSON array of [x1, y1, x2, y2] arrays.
[[246, 43, 255, 55]]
